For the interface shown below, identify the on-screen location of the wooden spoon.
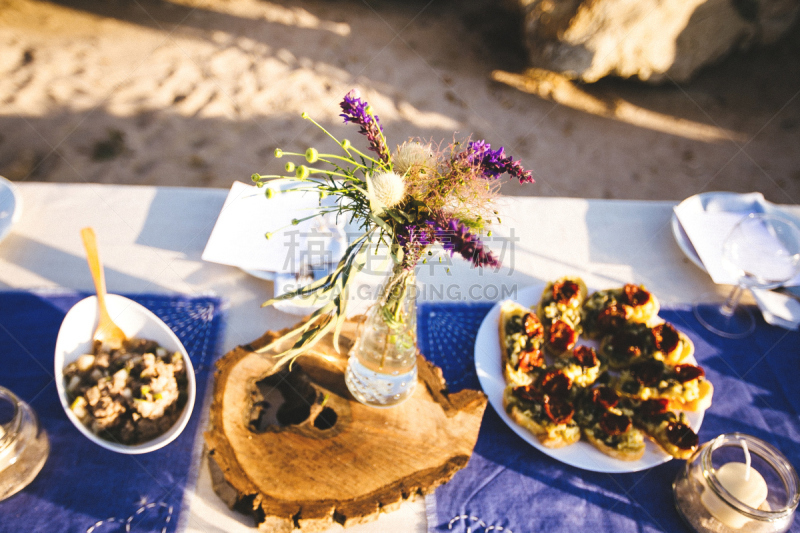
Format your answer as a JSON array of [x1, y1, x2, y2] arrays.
[[80, 227, 126, 350]]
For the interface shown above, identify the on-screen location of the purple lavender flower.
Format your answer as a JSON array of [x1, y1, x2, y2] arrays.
[[431, 217, 500, 269], [458, 140, 534, 183], [339, 89, 391, 164]]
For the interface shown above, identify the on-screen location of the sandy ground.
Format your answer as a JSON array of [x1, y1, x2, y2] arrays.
[[1, 0, 799, 203]]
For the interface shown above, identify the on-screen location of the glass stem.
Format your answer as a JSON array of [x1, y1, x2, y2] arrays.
[[720, 284, 746, 317]]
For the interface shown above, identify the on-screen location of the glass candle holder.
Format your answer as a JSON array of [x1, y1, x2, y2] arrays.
[[0, 386, 50, 501], [674, 433, 799, 533]]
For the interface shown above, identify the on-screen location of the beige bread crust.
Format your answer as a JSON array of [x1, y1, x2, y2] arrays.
[[639, 420, 696, 460], [617, 378, 713, 413], [507, 404, 581, 449], [503, 387, 580, 449], [498, 300, 525, 367], [498, 301, 540, 386], [583, 427, 645, 461], [627, 291, 660, 324], [647, 319, 695, 366], [661, 332, 694, 366], [670, 380, 713, 412], [536, 276, 588, 325]]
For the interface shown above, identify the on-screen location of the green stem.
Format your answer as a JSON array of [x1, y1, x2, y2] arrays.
[[349, 146, 389, 171], [306, 168, 356, 180], [318, 154, 369, 170], [303, 115, 354, 159]]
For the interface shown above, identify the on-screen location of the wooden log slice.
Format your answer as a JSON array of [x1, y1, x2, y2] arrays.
[[205, 317, 487, 532]]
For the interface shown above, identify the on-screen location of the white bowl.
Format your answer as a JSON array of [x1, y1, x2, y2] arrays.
[[54, 295, 196, 454]]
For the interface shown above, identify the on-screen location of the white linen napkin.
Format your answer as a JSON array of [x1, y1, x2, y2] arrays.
[[202, 181, 346, 273], [674, 192, 800, 285], [674, 192, 800, 329], [751, 288, 800, 330]]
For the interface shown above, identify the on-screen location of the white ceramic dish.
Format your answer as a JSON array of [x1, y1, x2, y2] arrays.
[[474, 283, 705, 473], [54, 295, 196, 454], [0, 176, 22, 244]]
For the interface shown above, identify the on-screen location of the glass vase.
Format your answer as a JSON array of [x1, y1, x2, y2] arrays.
[[345, 263, 418, 408], [0, 386, 50, 501]]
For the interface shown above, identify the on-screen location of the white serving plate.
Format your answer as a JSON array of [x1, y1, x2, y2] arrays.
[[54, 295, 196, 454], [0, 176, 22, 244], [474, 283, 705, 473]]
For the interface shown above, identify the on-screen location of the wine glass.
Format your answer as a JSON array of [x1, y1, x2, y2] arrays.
[[694, 213, 800, 338]]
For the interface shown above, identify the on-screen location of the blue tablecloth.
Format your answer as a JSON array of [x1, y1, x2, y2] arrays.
[[0, 291, 225, 533], [418, 302, 800, 533]]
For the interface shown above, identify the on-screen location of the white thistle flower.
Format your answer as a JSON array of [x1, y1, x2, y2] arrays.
[[393, 142, 435, 175], [369, 171, 406, 208]]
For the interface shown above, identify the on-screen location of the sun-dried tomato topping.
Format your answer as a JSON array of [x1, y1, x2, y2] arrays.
[[549, 320, 577, 352], [596, 303, 629, 333], [518, 347, 544, 373], [552, 280, 581, 306], [673, 364, 705, 383], [612, 330, 643, 360], [512, 385, 542, 404], [539, 369, 572, 398], [573, 346, 599, 368], [591, 386, 619, 409], [600, 411, 632, 436], [621, 284, 651, 307], [631, 359, 664, 387], [544, 396, 574, 425], [638, 398, 670, 420], [523, 313, 544, 338], [652, 323, 680, 354], [666, 422, 699, 450]]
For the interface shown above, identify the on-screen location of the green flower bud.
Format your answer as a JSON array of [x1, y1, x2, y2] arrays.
[[319, 191, 327, 200], [284, 162, 296, 173], [301, 112, 309, 119], [487, 231, 492, 237], [264, 232, 272, 240], [291, 218, 299, 226], [497, 217, 502, 224], [438, 257, 442, 263], [422, 259, 427, 264], [265, 188, 274, 199], [296, 165, 310, 179], [305, 148, 319, 163], [341, 139, 351, 150], [251, 173, 260, 182], [274, 148, 283, 158]]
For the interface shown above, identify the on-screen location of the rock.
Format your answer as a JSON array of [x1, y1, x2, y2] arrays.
[[517, 0, 800, 83]]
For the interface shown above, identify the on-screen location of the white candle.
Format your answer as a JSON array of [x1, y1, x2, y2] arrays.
[[702, 461, 769, 529]]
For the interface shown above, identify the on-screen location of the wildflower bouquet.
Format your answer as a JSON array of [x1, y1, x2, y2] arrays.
[[253, 89, 533, 366]]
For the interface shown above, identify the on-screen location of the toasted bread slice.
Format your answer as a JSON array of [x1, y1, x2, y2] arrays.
[[648, 321, 695, 366], [583, 426, 645, 461], [629, 400, 700, 459], [670, 379, 713, 412], [499, 301, 544, 386], [537, 277, 587, 327], [613, 361, 713, 413], [503, 386, 580, 449]]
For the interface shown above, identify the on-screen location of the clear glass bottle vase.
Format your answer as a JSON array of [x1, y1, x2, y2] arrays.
[[345, 263, 418, 408]]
